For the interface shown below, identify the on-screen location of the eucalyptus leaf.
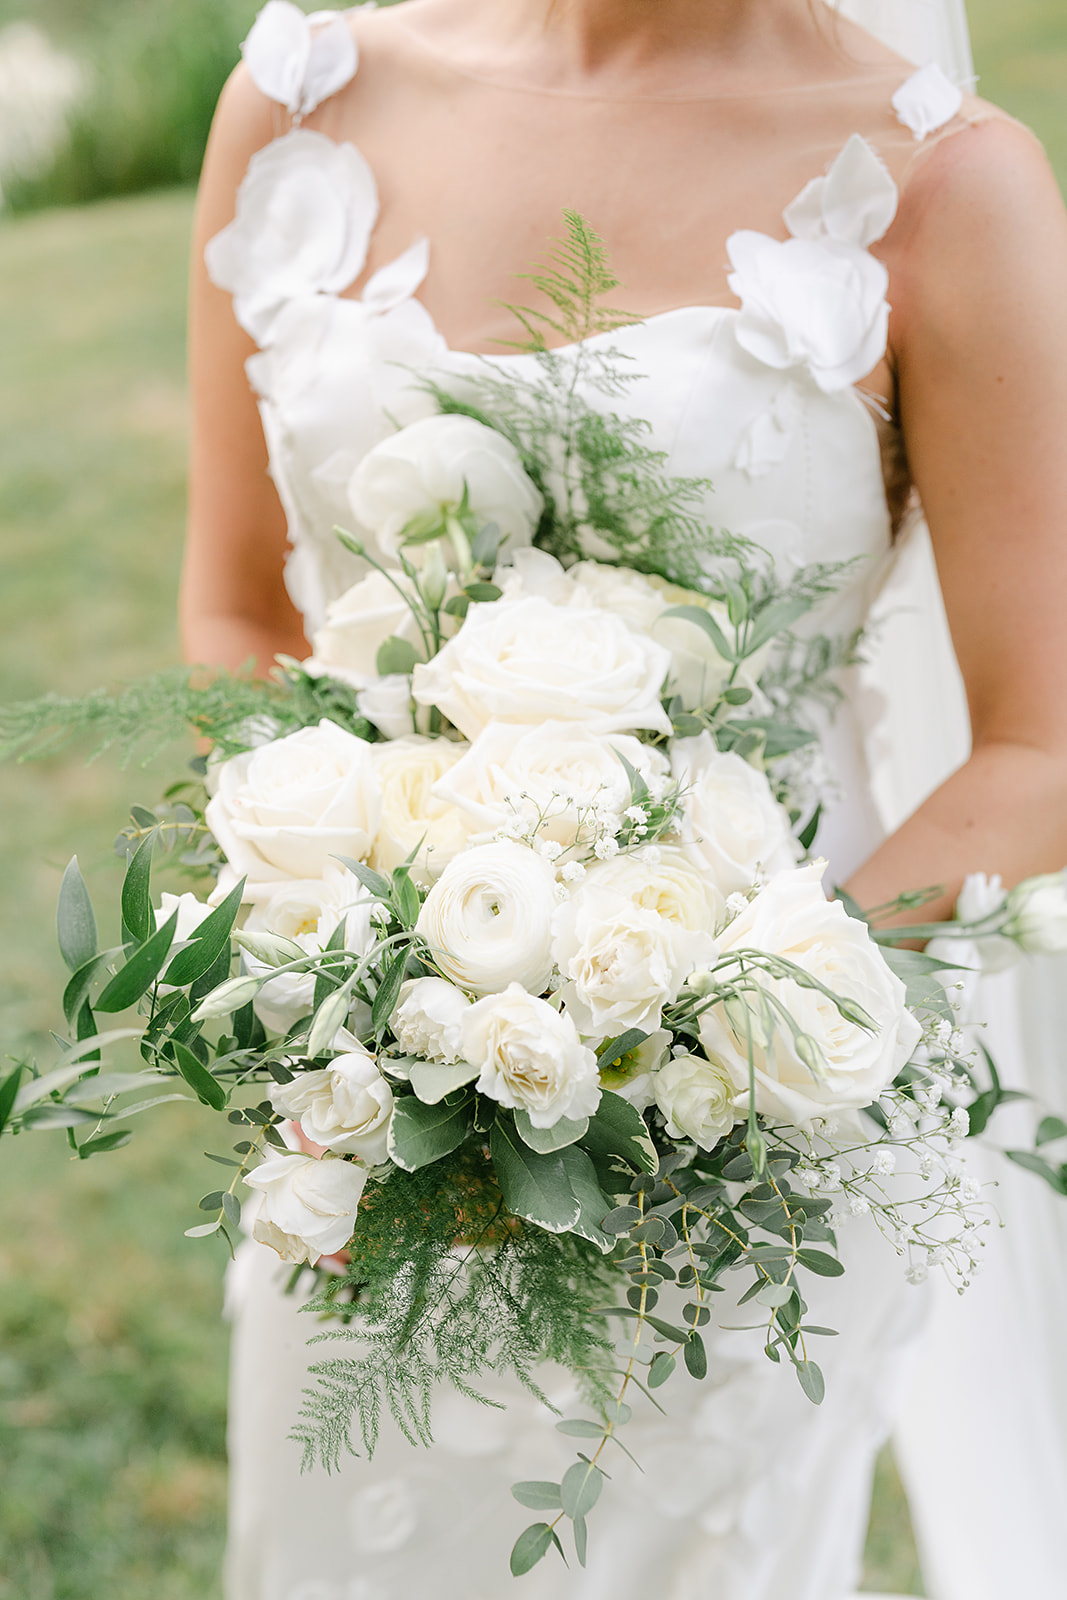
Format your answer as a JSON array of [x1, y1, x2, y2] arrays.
[[511, 1480, 562, 1511], [77, 1129, 132, 1159], [661, 604, 735, 661], [376, 636, 420, 677], [510, 1523, 560, 1577], [560, 1460, 603, 1520], [796, 1359, 825, 1404], [797, 1249, 845, 1277], [173, 1041, 228, 1111], [57, 856, 98, 973]]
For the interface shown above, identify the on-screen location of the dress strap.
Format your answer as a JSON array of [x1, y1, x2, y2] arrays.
[[241, 1, 359, 119]]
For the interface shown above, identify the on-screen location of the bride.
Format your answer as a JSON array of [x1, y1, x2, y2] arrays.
[[181, 1, 1067, 1596]]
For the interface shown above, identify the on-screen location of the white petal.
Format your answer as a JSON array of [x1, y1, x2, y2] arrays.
[[241, 1, 310, 113], [300, 12, 359, 115], [819, 135, 898, 249], [892, 63, 963, 143], [362, 237, 430, 313], [782, 176, 827, 242]]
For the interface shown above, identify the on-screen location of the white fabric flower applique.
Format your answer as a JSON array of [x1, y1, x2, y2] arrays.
[[241, 1, 358, 118], [205, 128, 378, 344], [727, 134, 898, 393], [892, 63, 964, 143]]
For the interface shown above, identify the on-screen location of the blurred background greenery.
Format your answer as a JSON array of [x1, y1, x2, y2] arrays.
[[0, 2, 1064, 1596]]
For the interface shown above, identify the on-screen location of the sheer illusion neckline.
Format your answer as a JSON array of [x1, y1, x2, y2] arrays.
[[383, 14, 911, 106]]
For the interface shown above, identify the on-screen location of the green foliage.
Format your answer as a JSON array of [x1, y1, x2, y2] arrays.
[[292, 1147, 619, 1470]]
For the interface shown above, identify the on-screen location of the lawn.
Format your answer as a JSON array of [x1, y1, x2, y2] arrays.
[[0, 4, 1063, 1595]]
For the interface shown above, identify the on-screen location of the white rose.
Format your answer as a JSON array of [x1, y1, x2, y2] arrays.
[[394, 977, 472, 1063], [204, 130, 377, 344], [654, 1051, 740, 1149], [1005, 871, 1067, 954], [493, 547, 575, 604], [598, 1027, 670, 1111], [581, 846, 725, 936], [416, 841, 557, 996], [412, 595, 672, 742], [356, 676, 419, 742], [461, 983, 601, 1128], [552, 873, 716, 1036], [431, 720, 668, 846], [246, 1152, 367, 1264], [268, 1051, 393, 1162], [567, 562, 768, 711], [347, 414, 542, 562], [370, 736, 476, 883], [671, 734, 798, 895], [697, 862, 921, 1128], [205, 719, 382, 889], [243, 864, 375, 1034], [155, 891, 213, 944], [307, 569, 430, 689]]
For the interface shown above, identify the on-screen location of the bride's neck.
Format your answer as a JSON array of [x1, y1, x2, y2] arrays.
[[407, 0, 831, 95]]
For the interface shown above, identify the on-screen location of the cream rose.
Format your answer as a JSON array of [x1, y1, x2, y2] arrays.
[[461, 983, 601, 1127], [347, 414, 542, 562], [394, 977, 472, 1064], [205, 719, 381, 891], [697, 862, 921, 1128], [671, 734, 798, 895], [243, 864, 374, 1035], [654, 1051, 740, 1149], [552, 870, 717, 1036], [246, 1152, 367, 1264], [370, 736, 476, 883], [581, 846, 726, 936], [268, 1051, 393, 1162], [416, 841, 557, 996], [431, 720, 668, 846], [411, 595, 672, 742]]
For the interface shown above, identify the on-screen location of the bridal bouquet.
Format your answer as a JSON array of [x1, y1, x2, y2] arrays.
[[4, 219, 1066, 1576]]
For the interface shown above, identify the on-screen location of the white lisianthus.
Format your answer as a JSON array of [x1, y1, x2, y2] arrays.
[[1004, 871, 1067, 954], [243, 864, 374, 1035], [356, 675, 419, 742], [654, 1051, 740, 1149], [431, 720, 668, 846], [461, 983, 601, 1127], [492, 547, 575, 604], [268, 1051, 393, 1162], [552, 873, 716, 1035], [347, 414, 542, 562], [598, 1027, 671, 1112], [370, 736, 476, 883], [944, 872, 1017, 974], [205, 719, 381, 890], [412, 595, 672, 742], [246, 1152, 367, 1264], [697, 862, 921, 1128], [671, 734, 798, 895], [394, 976, 472, 1063], [415, 841, 557, 996], [307, 569, 432, 689]]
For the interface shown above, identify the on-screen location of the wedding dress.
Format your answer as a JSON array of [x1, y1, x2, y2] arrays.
[[208, 6, 1065, 1597]]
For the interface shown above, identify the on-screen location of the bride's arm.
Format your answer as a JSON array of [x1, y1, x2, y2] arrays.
[[846, 117, 1067, 922], [181, 67, 308, 675]]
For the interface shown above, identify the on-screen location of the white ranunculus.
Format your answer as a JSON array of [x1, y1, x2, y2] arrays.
[[246, 1152, 367, 1264], [243, 863, 375, 1034], [241, 1, 358, 118], [394, 977, 472, 1064], [461, 983, 601, 1127], [347, 414, 542, 562], [728, 153, 891, 397], [204, 130, 378, 344], [553, 872, 716, 1036], [307, 569, 430, 689], [1005, 871, 1067, 954], [356, 676, 419, 741], [581, 846, 725, 938], [369, 736, 476, 883], [416, 841, 557, 996], [205, 719, 381, 889], [412, 595, 672, 742], [654, 1051, 740, 1149], [268, 1051, 393, 1162], [597, 1027, 670, 1111], [697, 862, 921, 1128], [431, 720, 668, 846], [671, 734, 798, 895]]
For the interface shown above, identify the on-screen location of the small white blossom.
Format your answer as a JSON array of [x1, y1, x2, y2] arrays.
[[593, 835, 620, 860], [871, 1148, 896, 1176], [561, 861, 586, 884]]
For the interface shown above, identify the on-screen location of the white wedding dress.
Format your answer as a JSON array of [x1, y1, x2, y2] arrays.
[[207, 6, 1067, 1598]]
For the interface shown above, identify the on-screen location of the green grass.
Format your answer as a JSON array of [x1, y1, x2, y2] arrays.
[[0, 7, 1064, 1591]]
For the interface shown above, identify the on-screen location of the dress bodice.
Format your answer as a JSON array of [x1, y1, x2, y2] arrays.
[[205, 2, 969, 877]]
